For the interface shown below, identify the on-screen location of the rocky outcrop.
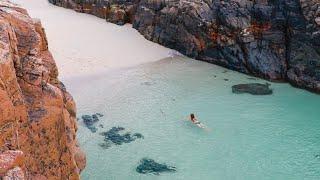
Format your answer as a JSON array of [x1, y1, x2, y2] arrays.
[[49, 0, 320, 93], [0, 1, 85, 179]]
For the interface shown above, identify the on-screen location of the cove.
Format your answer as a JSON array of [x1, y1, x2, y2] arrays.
[[65, 57, 320, 180]]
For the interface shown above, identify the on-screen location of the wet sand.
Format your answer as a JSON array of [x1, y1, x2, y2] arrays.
[[11, 0, 174, 79]]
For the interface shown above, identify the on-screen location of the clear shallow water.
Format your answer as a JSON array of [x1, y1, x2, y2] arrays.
[[65, 57, 320, 180]]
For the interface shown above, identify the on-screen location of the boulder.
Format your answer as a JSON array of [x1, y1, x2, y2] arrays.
[[232, 83, 273, 95]]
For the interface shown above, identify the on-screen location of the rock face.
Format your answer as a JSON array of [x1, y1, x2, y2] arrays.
[[49, 0, 320, 93], [0, 1, 85, 179]]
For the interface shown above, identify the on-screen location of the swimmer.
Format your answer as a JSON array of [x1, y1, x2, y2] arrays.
[[189, 113, 206, 129]]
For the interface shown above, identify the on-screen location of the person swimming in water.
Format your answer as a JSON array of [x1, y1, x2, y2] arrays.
[[189, 113, 205, 129]]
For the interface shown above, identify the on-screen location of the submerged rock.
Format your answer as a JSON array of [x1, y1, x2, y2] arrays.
[[96, 113, 104, 117], [136, 158, 176, 175], [82, 115, 98, 126], [141, 82, 156, 86], [133, 133, 143, 139], [81, 113, 103, 133], [99, 127, 143, 148], [98, 142, 111, 149], [232, 83, 273, 95]]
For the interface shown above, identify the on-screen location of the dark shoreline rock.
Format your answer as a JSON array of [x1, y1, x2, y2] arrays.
[[48, 0, 320, 94], [136, 158, 176, 175], [232, 83, 273, 95]]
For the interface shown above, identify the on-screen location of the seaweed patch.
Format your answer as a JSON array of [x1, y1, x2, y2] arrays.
[[99, 127, 143, 149], [136, 158, 176, 175], [81, 113, 103, 133]]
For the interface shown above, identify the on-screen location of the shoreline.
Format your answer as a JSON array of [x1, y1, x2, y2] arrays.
[[10, 0, 320, 96], [47, 0, 320, 94], [11, 0, 175, 80]]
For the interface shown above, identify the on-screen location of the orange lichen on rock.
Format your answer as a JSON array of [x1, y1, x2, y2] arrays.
[[206, 22, 270, 47], [0, 150, 24, 176], [3, 166, 25, 180], [247, 22, 272, 34], [0, 1, 85, 179]]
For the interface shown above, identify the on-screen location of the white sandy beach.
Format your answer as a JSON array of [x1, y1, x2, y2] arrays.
[[11, 0, 173, 79]]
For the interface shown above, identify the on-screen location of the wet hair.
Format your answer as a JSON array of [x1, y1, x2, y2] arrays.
[[190, 113, 195, 120]]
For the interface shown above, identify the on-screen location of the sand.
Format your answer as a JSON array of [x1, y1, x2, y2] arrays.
[[11, 0, 174, 79]]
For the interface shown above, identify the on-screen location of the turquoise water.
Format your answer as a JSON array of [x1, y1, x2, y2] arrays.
[[65, 57, 320, 180]]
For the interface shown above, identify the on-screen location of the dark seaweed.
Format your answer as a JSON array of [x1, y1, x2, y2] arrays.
[[81, 113, 103, 133], [99, 127, 143, 148], [136, 158, 176, 175]]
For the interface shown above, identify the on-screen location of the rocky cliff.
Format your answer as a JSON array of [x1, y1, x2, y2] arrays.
[[0, 1, 85, 179], [49, 0, 320, 93]]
